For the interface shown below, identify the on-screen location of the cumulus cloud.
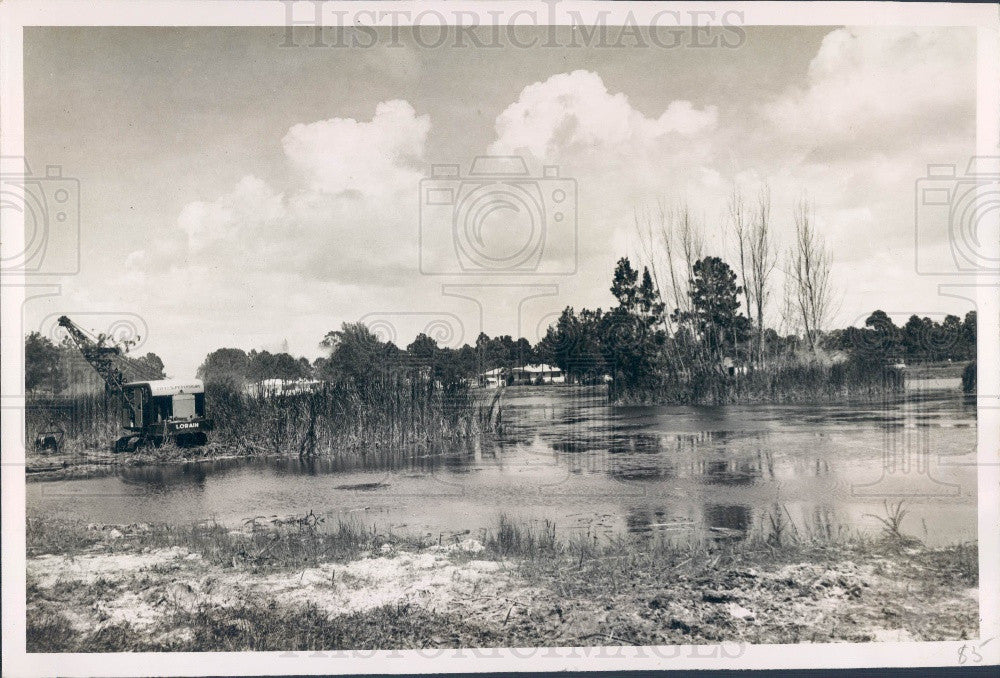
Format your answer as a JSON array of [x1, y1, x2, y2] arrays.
[[129, 101, 430, 285], [765, 27, 975, 158], [490, 70, 717, 159], [93, 27, 975, 377], [177, 175, 285, 252], [485, 70, 729, 287], [282, 100, 429, 196]]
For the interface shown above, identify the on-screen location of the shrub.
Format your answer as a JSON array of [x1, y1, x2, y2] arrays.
[[962, 361, 976, 393]]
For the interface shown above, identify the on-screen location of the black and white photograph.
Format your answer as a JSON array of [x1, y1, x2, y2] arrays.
[[1, 1, 998, 675]]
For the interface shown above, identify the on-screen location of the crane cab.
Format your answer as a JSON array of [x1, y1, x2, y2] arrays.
[[118, 379, 214, 451]]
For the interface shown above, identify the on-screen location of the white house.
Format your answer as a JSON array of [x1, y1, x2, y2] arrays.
[[511, 363, 565, 385], [248, 378, 323, 397], [479, 367, 506, 388]]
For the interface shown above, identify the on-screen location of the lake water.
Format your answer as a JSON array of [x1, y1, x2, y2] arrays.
[[27, 380, 978, 546]]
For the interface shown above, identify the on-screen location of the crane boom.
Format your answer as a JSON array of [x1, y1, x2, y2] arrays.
[[56, 315, 130, 403], [55, 315, 212, 453]]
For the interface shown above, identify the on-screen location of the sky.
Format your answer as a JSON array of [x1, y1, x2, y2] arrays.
[[22, 25, 978, 377]]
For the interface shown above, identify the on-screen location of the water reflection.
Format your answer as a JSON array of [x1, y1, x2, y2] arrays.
[[28, 381, 977, 546], [704, 504, 753, 535], [120, 459, 223, 490]]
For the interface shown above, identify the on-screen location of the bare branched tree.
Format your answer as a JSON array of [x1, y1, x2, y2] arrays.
[[728, 187, 753, 324], [730, 184, 776, 364], [633, 200, 671, 332], [789, 197, 833, 351], [778, 271, 800, 339], [748, 185, 776, 362], [633, 199, 703, 327], [633, 198, 706, 376], [676, 203, 704, 312]]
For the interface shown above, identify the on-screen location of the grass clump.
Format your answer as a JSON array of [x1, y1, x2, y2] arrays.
[[483, 515, 558, 558], [27, 512, 427, 571]]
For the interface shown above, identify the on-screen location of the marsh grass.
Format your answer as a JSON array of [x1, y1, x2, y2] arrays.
[[617, 356, 905, 405], [25, 392, 119, 452], [26, 373, 502, 459], [209, 377, 501, 458], [480, 515, 978, 633], [26, 515, 105, 555], [474, 505, 972, 595]]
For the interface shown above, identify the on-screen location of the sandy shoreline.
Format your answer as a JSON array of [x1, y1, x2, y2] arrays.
[[26, 518, 978, 651]]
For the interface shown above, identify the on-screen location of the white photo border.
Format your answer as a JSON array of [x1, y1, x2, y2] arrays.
[[1, 1, 997, 675]]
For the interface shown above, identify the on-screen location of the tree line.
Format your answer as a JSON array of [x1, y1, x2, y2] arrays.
[[24, 179, 977, 398], [24, 332, 165, 394], [25, 295, 975, 399]]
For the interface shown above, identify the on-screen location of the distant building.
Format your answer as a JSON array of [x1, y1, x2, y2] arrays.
[[477, 364, 566, 387], [721, 357, 748, 376], [511, 363, 565, 385], [479, 367, 506, 388], [248, 378, 323, 397]]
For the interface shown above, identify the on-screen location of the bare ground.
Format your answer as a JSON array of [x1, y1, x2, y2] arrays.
[[25, 519, 978, 651]]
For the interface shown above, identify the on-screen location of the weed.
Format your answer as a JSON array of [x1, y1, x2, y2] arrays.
[[865, 500, 913, 543]]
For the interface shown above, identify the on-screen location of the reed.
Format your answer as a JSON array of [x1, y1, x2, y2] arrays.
[[615, 355, 904, 405], [209, 373, 500, 458], [25, 392, 119, 451], [25, 371, 502, 457]]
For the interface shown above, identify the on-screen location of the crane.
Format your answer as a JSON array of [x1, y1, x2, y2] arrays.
[[56, 315, 213, 452], [57, 315, 132, 403]]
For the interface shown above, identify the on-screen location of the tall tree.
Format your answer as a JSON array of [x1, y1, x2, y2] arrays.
[[128, 352, 166, 380], [536, 306, 605, 382], [604, 258, 666, 389], [610, 257, 640, 312], [748, 185, 776, 362], [675, 256, 750, 356], [319, 323, 395, 383], [790, 198, 834, 350], [637, 267, 665, 323], [729, 187, 753, 326], [856, 310, 902, 362], [940, 314, 964, 362], [196, 348, 249, 387], [962, 311, 977, 360], [406, 333, 438, 368]]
